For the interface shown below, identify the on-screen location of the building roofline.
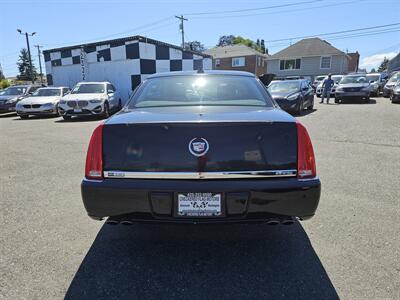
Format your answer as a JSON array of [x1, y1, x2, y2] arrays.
[[43, 35, 212, 58]]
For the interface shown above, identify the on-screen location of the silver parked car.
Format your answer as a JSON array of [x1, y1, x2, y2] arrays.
[[0, 84, 41, 114], [315, 75, 343, 98], [334, 74, 371, 103], [16, 87, 70, 119], [58, 82, 122, 120], [366, 73, 387, 96], [383, 72, 400, 97]]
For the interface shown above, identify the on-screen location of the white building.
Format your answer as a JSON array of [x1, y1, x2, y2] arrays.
[[43, 35, 213, 104]]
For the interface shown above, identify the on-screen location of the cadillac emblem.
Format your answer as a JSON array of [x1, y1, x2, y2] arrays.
[[188, 138, 209, 157]]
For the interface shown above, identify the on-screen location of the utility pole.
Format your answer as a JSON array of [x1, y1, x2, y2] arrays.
[[34, 45, 44, 85], [17, 29, 36, 83], [175, 15, 188, 49]]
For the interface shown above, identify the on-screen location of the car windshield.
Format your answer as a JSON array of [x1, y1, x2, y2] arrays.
[[130, 75, 271, 108], [332, 76, 343, 83], [32, 88, 61, 97], [366, 75, 380, 82], [1, 86, 26, 96], [340, 76, 368, 84], [268, 81, 300, 93], [71, 84, 104, 94]]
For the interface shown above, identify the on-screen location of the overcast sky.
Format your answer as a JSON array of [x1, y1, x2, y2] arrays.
[[1, 0, 400, 76]]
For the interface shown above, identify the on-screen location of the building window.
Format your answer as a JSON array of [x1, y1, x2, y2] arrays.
[[279, 59, 301, 70], [215, 59, 221, 67], [232, 57, 245, 67], [320, 56, 331, 69]]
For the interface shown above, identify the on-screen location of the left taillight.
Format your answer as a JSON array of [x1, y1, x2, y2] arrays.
[[85, 124, 104, 180]]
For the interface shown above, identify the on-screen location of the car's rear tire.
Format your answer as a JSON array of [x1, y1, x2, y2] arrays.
[[334, 97, 340, 104], [62, 115, 71, 121], [307, 99, 314, 110], [364, 97, 370, 103]]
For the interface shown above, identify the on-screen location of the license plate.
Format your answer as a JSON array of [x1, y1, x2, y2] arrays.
[[74, 108, 82, 113], [178, 193, 221, 217]]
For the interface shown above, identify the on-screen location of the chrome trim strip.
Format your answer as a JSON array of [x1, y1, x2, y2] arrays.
[[104, 170, 297, 179]]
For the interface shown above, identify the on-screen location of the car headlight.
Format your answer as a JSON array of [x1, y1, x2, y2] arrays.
[[394, 88, 400, 94], [5, 97, 18, 104], [43, 103, 54, 107], [286, 93, 300, 101], [336, 87, 343, 92]]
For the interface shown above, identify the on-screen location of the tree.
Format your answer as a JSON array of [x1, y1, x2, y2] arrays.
[[216, 35, 265, 54], [370, 68, 376, 73], [184, 41, 205, 52], [17, 48, 37, 81], [217, 35, 235, 47], [0, 67, 4, 80], [377, 57, 389, 72]]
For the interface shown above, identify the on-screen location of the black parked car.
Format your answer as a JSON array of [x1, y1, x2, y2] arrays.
[[267, 79, 314, 115], [81, 71, 320, 224]]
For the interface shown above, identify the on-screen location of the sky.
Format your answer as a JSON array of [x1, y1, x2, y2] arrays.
[[1, 0, 400, 77]]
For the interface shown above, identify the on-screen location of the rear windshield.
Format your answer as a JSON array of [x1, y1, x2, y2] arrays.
[[340, 76, 367, 84], [129, 75, 272, 108], [71, 83, 104, 94], [32, 88, 61, 97], [268, 81, 300, 93]]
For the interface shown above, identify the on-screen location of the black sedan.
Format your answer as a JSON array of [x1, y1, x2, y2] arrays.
[[81, 71, 321, 225], [267, 80, 314, 115]]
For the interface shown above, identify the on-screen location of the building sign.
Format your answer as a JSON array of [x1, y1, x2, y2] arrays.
[[80, 47, 86, 81]]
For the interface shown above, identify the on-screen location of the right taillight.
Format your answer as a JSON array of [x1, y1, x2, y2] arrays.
[[296, 121, 316, 179], [85, 123, 104, 180]]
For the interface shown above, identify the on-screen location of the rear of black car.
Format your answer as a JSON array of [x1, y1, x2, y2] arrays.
[[81, 72, 320, 224]]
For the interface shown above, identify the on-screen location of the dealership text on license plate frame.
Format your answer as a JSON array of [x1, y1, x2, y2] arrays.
[[178, 193, 222, 217]]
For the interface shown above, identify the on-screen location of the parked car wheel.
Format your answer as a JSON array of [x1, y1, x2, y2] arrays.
[[102, 102, 110, 119], [117, 99, 122, 111], [307, 99, 314, 110], [335, 97, 340, 104], [62, 115, 71, 121], [296, 100, 303, 116], [364, 97, 370, 103]]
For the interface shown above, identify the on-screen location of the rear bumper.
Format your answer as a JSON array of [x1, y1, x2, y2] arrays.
[[81, 177, 321, 222]]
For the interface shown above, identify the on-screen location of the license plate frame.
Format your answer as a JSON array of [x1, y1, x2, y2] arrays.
[[176, 192, 222, 217], [74, 108, 82, 113]]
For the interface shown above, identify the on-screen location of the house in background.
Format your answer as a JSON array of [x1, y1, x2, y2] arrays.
[[347, 51, 360, 72], [204, 44, 268, 76], [388, 52, 400, 74], [267, 38, 357, 81]]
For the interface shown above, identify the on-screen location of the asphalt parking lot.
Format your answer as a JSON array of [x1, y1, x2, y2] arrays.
[[0, 96, 399, 299]]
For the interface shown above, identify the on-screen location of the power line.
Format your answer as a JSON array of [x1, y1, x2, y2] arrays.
[[175, 15, 188, 48], [266, 22, 400, 43], [189, 0, 363, 19], [43, 16, 174, 48], [184, 0, 323, 16]]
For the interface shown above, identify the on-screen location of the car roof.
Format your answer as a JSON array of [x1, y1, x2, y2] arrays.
[[367, 73, 382, 76], [76, 81, 110, 84], [38, 86, 67, 89], [147, 70, 255, 79]]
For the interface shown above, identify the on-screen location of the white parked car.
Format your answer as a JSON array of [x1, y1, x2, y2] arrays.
[[16, 87, 70, 119], [58, 82, 122, 120], [315, 75, 343, 98]]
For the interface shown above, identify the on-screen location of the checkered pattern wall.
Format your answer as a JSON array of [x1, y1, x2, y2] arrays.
[[44, 38, 212, 91]]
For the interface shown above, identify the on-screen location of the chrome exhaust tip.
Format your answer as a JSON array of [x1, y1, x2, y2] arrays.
[[106, 219, 119, 225], [266, 219, 280, 225], [281, 218, 295, 225], [120, 220, 133, 225]]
